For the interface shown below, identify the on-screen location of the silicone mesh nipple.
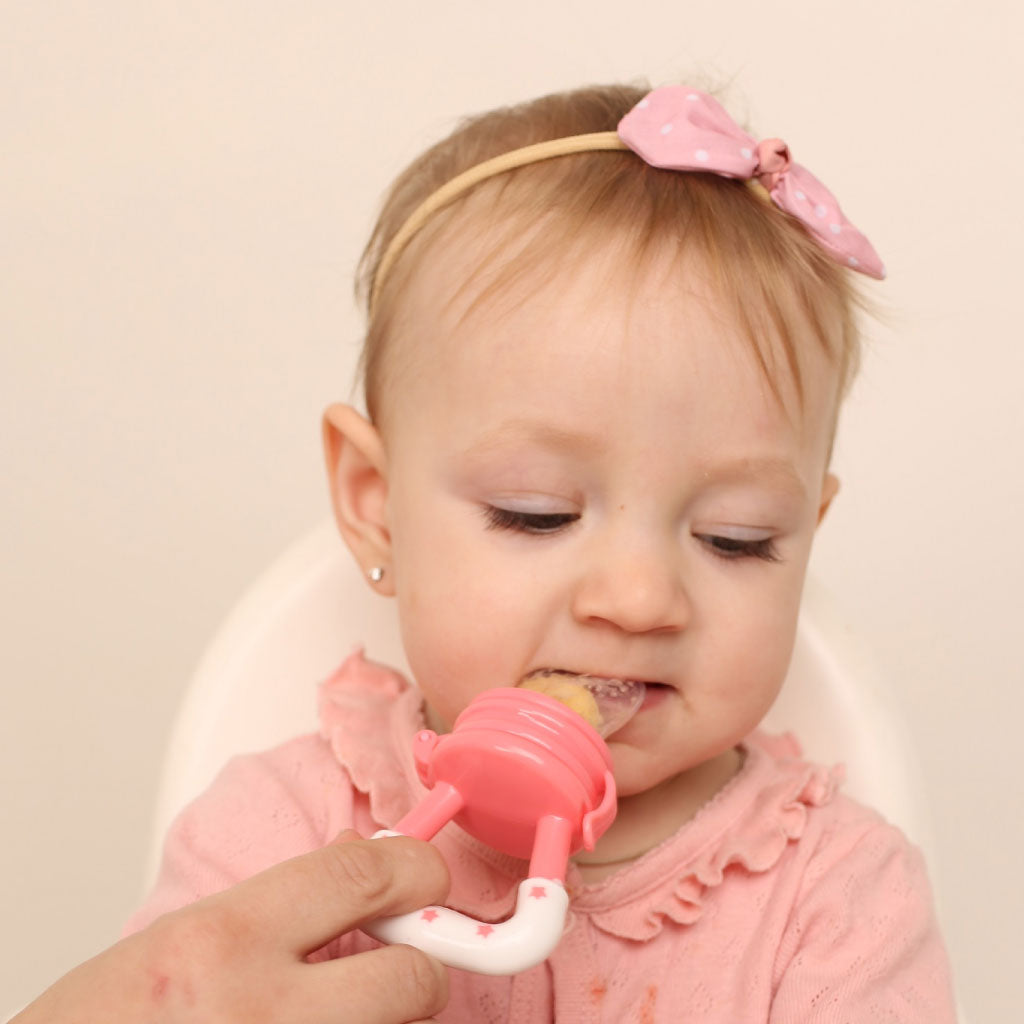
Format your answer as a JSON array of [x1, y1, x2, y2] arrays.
[[520, 672, 645, 738]]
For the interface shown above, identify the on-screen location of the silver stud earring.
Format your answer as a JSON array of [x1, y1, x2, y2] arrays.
[[368, 566, 385, 583]]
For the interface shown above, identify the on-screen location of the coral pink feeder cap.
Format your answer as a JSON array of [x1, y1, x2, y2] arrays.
[[364, 682, 644, 974]]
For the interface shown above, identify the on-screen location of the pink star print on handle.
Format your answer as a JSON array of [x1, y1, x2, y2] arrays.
[[365, 872, 570, 975]]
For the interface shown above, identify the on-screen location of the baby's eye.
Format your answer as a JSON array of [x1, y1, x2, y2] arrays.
[[697, 533, 780, 562], [483, 506, 580, 534]]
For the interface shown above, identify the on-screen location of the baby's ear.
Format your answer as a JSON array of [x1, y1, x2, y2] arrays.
[[322, 404, 394, 595], [817, 472, 840, 526]]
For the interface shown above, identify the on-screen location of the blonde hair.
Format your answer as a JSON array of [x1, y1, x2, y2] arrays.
[[356, 82, 865, 423]]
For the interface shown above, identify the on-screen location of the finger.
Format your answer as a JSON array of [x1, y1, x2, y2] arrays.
[[296, 942, 449, 1024], [212, 834, 450, 955], [331, 828, 363, 844]]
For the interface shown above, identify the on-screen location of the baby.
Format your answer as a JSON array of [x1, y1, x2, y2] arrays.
[[130, 82, 956, 1020]]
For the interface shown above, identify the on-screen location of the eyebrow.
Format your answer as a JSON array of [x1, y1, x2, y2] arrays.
[[462, 420, 607, 460], [699, 456, 809, 500], [461, 422, 809, 500]]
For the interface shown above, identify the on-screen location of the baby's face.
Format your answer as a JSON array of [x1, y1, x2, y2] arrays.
[[359, 237, 839, 798]]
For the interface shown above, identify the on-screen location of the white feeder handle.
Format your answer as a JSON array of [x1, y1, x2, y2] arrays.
[[363, 831, 569, 975]]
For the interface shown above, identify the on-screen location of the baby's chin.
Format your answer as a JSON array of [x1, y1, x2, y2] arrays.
[[603, 742, 675, 798], [612, 742, 746, 807]]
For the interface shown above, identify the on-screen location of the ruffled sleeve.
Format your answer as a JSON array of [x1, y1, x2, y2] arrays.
[[569, 731, 843, 941]]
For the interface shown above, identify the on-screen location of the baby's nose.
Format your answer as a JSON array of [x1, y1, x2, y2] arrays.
[[570, 533, 689, 635]]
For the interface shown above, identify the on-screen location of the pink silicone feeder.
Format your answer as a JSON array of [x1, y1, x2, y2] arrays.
[[364, 681, 643, 975]]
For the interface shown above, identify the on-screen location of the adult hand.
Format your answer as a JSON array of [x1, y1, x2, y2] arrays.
[[13, 832, 450, 1024]]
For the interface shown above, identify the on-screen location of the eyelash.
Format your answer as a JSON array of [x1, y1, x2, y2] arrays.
[[483, 506, 580, 534], [484, 507, 780, 561], [697, 534, 781, 562]]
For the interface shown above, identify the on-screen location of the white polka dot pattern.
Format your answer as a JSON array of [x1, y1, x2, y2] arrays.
[[617, 85, 886, 279]]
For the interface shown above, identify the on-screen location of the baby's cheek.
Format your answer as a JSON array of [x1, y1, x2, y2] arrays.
[[402, 638, 491, 725], [712, 619, 794, 696]]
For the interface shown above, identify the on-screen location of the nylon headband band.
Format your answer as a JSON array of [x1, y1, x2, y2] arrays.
[[369, 130, 627, 315], [367, 128, 776, 315], [367, 84, 884, 314]]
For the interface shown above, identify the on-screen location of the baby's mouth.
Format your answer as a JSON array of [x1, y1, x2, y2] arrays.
[[518, 669, 647, 737]]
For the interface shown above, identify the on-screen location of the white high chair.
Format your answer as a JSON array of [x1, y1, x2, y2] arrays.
[[147, 518, 936, 885]]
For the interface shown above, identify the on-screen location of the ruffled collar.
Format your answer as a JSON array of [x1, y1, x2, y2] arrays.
[[318, 651, 843, 941], [564, 731, 842, 939], [318, 648, 428, 826]]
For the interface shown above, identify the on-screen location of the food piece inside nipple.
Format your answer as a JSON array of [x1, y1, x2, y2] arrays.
[[519, 671, 645, 738]]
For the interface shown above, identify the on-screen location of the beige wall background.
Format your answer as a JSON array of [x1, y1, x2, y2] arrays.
[[2, 1, 1020, 1019]]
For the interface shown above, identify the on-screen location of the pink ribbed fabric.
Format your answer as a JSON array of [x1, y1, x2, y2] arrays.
[[128, 650, 956, 1022]]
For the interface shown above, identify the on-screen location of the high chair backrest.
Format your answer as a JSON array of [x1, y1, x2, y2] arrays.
[[145, 519, 935, 886]]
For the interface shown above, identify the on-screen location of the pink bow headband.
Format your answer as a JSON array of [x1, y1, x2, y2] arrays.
[[370, 85, 884, 312], [618, 86, 885, 279]]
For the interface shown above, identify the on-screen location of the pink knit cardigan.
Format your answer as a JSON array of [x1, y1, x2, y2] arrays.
[[128, 651, 956, 1022]]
